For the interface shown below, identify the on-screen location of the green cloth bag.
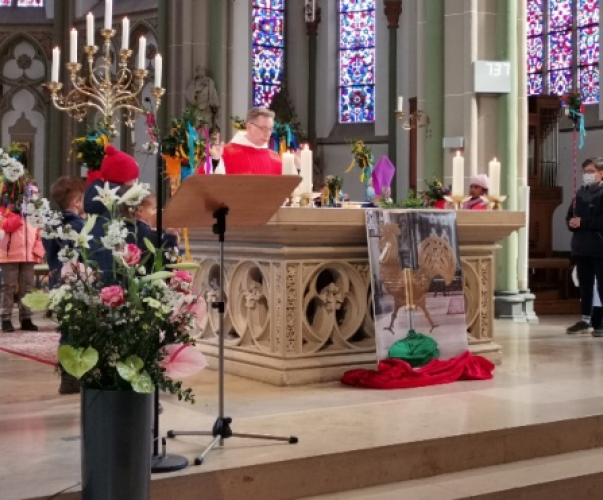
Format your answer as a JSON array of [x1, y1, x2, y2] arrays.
[[388, 330, 439, 367]]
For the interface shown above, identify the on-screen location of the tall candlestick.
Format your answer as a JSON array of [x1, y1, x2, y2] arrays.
[[488, 157, 501, 196], [104, 0, 113, 30], [300, 145, 313, 193], [282, 151, 296, 176], [121, 17, 130, 50], [86, 12, 94, 46], [154, 54, 162, 87], [452, 151, 464, 196], [70, 28, 78, 63], [137, 36, 146, 70], [51, 47, 60, 82], [397, 96, 404, 112]]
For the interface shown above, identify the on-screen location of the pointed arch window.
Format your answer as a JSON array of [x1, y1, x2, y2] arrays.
[[339, 0, 376, 123], [527, 0, 600, 104], [251, 0, 285, 108], [0, 0, 44, 5]]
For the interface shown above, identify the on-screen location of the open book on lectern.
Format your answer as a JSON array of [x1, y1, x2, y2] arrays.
[[162, 174, 301, 229]]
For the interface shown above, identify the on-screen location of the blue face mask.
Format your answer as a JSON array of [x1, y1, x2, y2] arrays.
[[583, 173, 598, 186]]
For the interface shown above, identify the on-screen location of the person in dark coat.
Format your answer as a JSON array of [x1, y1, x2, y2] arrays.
[[566, 158, 603, 335]]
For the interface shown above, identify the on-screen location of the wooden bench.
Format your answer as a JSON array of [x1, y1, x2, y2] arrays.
[[529, 258, 571, 298]]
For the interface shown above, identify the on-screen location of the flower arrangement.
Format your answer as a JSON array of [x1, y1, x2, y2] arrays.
[[162, 106, 206, 165], [231, 116, 300, 152], [71, 131, 110, 184], [22, 182, 207, 400], [379, 190, 424, 209], [422, 177, 451, 208], [0, 146, 34, 211], [346, 140, 374, 182]]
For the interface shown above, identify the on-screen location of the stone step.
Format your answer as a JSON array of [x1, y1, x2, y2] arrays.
[[303, 447, 603, 500]]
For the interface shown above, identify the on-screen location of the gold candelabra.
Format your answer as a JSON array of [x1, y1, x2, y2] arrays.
[[395, 110, 432, 137], [45, 29, 164, 136]]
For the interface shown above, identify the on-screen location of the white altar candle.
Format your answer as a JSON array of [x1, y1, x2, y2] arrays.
[[69, 28, 78, 63], [154, 54, 162, 87], [488, 157, 501, 196], [397, 96, 404, 112], [86, 12, 95, 46], [282, 151, 296, 176], [121, 17, 130, 50], [452, 151, 464, 196], [51, 47, 60, 82], [137, 36, 146, 70], [300, 144, 313, 193], [104, 0, 113, 30]]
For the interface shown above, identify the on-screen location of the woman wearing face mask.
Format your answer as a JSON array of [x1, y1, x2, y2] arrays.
[[566, 158, 603, 336]]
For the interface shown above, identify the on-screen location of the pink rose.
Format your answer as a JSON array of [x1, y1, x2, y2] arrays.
[[99, 285, 126, 308], [172, 270, 192, 283], [123, 244, 142, 266], [61, 262, 95, 283]]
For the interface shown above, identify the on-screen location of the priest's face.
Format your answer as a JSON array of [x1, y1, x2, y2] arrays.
[[246, 116, 274, 147]]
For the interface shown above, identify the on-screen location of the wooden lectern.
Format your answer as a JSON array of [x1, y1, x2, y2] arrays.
[[163, 174, 301, 466]]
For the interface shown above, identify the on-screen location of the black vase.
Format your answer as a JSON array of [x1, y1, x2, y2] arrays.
[[81, 388, 153, 500]]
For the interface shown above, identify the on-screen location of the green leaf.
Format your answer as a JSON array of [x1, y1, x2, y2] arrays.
[[116, 356, 145, 382], [140, 271, 173, 282], [131, 371, 154, 393], [167, 262, 200, 270], [22, 291, 50, 311], [58, 346, 98, 379], [143, 237, 156, 254]]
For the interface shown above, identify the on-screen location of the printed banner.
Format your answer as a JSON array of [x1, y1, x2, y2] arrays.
[[366, 209, 469, 361]]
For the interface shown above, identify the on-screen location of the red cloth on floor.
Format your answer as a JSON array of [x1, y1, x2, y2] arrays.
[[341, 351, 494, 389]]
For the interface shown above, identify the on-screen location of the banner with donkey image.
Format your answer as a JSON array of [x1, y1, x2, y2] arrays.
[[366, 209, 469, 361]]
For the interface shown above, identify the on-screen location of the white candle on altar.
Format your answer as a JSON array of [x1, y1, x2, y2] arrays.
[[282, 151, 296, 176], [488, 157, 501, 196], [137, 36, 146, 70], [69, 28, 78, 63], [154, 54, 162, 87], [300, 144, 313, 193], [397, 96, 404, 112], [86, 12, 95, 46], [104, 0, 113, 30], [452, 151, 464, 196], [51, 47, 60, 82], [121, 17, 130, 50]]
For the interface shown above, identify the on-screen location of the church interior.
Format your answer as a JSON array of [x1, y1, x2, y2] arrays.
[[2, 1, 603, 499]]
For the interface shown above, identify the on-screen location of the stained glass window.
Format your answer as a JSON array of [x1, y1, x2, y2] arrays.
[[527, 0, 600, 103], [17, 0, 43, 5], [339, 0, 376, 123], [0, 0, 12, 5], [251, 0, 285, 108]]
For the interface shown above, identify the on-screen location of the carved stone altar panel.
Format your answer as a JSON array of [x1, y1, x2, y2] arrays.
[[461, 256, 494, 343]]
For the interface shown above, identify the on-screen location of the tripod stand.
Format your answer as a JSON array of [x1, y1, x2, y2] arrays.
[[167, 205, 298, 465]]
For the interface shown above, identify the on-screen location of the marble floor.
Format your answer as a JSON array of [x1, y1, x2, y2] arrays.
[[2, 315, 603, 499]]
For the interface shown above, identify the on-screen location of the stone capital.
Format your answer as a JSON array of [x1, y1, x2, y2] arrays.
[[383, 0, 402, 29], [305, 6, 322, 36]]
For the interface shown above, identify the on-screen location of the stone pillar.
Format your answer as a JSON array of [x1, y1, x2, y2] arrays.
[[206, 0, 230, 136], [306, 6, 322, 150], [384, 0, 402, 199]]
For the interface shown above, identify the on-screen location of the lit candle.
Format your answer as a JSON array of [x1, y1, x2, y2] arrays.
[[86, 12, 94, 46], [452, 151, 464, 196], [104, 0, 113, 30], [121, 17, 130, 50], [70, 28, 78, 63], [154, 54, 162, 87], [137, 36, 146, 70], [51, 47, 60, 82], [282, 151, 296, 176], [300, 144, 313, 193], [488, 157, 501, 197], [397, 96, 404, 112]]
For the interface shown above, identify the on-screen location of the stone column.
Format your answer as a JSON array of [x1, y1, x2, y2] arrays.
[[305, 7, 322, 150], [384, 0, 402, 199]]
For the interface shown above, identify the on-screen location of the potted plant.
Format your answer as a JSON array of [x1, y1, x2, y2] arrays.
[[422, 177, 451, 209], [346, 140, 374, 202], [23, 181, 207, 500]]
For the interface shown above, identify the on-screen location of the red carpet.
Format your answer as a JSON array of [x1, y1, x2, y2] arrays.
[[0, 329, 59, 366], [341, 351, 494, 389]]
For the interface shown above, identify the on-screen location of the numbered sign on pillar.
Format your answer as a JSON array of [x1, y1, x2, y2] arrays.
[[473, 61, 512, 94]]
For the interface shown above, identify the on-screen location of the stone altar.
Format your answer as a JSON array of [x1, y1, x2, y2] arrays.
[[189, 208, 525, 386]]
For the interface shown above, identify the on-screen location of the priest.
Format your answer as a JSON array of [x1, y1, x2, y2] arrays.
[[212, 107, 282, 175]]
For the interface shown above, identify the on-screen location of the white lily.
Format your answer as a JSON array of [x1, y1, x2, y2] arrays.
[[118, 181, 151, 207], [93, 182, 121, 209]]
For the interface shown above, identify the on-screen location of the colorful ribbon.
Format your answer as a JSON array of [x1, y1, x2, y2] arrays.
[[569, 109, 586, 149]]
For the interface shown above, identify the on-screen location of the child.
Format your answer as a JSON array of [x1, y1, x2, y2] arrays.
[[43, 176, 86, 289], [566, 158, 603, 335], [120, 191, 179, 273], [462, 174, 489, 210], [0, 207, 44, 332]]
